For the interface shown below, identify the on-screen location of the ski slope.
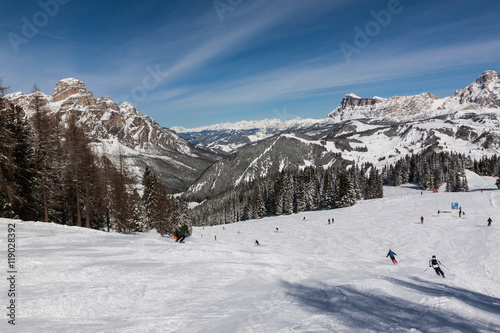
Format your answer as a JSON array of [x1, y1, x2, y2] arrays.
[[1, 173, 499, 332]]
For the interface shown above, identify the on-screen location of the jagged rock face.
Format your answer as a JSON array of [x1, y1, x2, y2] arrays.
[[329, 71, 500, 122], [340, 95, 381, 109], [5, 78, 221, 192], [52, 78, 91, 103], [329, 92, 440, 122], [452, 70, 500, 108]]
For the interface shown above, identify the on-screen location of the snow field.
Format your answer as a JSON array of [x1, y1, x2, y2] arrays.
[[1, 172, 499, 332]]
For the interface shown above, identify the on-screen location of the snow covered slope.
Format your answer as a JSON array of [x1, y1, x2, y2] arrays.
[[1, 173, 499, 332]]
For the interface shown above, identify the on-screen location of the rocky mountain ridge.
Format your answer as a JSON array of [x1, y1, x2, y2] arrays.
[[177, 71, 500, 155], [328, 70, 500, 122], [5, 79, 221, 192], [182, 71, 500, 201], [183, 114, 500, 201]]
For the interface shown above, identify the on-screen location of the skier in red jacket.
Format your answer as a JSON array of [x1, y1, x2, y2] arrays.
[[386, 249, 398, 264]]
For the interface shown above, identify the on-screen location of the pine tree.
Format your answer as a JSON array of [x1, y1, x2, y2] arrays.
[[282, 172, 294, 215], [336, 170, 356, 208], [323, 170, 337, 209], [30, 85, 59, 222], [2, 102, 37, 220], [274, 173, 284, 216], [142, 166, 156, 228], [0, 92, 16, 217], [61, 114, 104, 227]]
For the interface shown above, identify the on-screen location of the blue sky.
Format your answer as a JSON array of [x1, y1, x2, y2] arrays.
[[1, 0, 499, 128]]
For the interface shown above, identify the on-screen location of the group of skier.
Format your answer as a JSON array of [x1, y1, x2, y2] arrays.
[[173, 224, 189, 243], [426, 209, 492, 226], [386, 250, 446, 278]]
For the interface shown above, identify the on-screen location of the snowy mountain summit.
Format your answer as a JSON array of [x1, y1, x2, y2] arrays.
[[177, 71, 500, 154], [5, 79, 220, 192], [328, 70, 500, 122]]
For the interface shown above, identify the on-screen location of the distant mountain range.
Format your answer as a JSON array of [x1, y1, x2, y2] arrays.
[[5, 79, 221, 193], [5, 71, 500, 199], [181, 71, 500, 201], [328, 70, 500, 122], [175, 71, 500, 154]]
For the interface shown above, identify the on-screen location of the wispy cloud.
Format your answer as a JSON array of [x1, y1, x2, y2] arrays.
[[151, 38, 500, 112]]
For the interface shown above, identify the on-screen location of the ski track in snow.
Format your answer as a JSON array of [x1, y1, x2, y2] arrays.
[[1, 175, 499, 332]]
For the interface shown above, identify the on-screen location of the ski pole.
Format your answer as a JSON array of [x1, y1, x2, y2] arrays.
[[424, 267, 430, 272], [441, 264, 450, 270]]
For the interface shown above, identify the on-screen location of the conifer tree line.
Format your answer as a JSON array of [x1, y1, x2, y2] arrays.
[[191, 163, 383, 226], [468, 155, 500, 189], [0, 82, 187, 235], [381, 151, 472, 192], [468, 155, 500, 177]]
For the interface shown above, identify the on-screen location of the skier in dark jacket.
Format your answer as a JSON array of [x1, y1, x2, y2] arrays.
[[386, 249, 398, 264], [488, 217, 492, 226], [174, 228, 181, 242], [178, 224, 189, 243], [429, 255, 445, 278]]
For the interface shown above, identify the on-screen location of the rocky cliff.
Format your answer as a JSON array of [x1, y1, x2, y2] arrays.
[[6, 79, 221, 192], [328, 71, 500, 122]]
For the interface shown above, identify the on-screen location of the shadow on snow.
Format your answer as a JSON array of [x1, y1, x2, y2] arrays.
[[283, 277, 499, 332]]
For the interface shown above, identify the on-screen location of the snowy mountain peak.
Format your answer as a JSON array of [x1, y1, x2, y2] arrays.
[[346, 92, 361, 99], [329, 71, 500, 122], [173, 117, 329, 133], [449, 70, 500, 108], [4, 78, 221, 193], [119, 101, 143, 116], [477, 70, 500, 83], [52, 78, 88, 102]]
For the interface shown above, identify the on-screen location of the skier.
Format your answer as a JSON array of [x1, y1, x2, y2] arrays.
[[178, 224, 189, 243], [386, 249, 398, 264], [275, 227, 279, 232], [429, 255, 445, 278], [174, 227, 181, 242], [421, 216, 424, 224], [487, 217, 492, 226], [332, 217, 334, 224], [328, 219, 330, 224], [255, 240, 260, 246], [438, 210, 440, 216]]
